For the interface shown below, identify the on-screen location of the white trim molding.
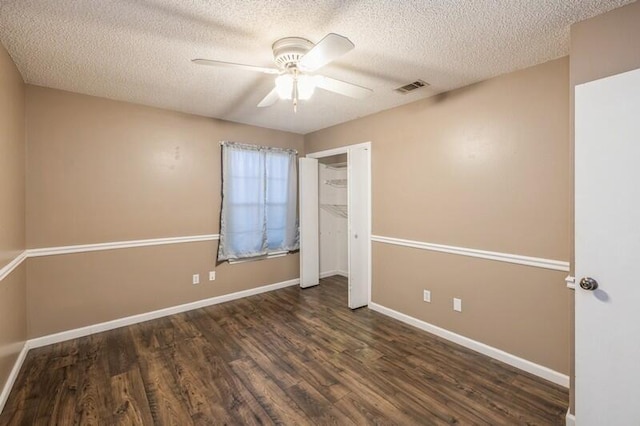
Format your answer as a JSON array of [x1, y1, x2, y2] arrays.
[[0, 342, 29, 413], [27, 234, 219, 258], [369, 302, 570, 388], [566, 409, 576, 426], [2, 276, 298, 412], [0, 251, 27, 282], [306, 141, 371, 159], [1, 236, 222, 283], [371, 235, 570, 272], [320, 270, 338, 279], [28, 277, 298, 349], [320, 270, 349, 279]]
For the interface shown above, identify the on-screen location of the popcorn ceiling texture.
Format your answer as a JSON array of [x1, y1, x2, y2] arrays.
[[0, 0, 633, 134]]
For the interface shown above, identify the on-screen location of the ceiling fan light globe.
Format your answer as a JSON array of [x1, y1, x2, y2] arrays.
[[275, 75, 293, 99], [297, 75, 317, 100]]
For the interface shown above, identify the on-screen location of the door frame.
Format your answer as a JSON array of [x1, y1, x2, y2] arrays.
[[306, 141, 372, 305]]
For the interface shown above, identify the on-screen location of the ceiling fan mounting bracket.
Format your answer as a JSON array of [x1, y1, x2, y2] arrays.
[[272, 37, 313, 70]]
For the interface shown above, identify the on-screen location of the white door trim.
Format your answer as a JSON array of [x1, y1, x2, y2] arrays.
[[306, 142, 371, 159], [306, 142, 372, 307], [299, 157, 320, 288]]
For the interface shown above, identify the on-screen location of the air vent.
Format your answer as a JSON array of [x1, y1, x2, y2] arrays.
[[395, 79, 430, 94]]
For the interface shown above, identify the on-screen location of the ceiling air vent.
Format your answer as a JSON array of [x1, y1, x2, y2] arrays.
[[395, 79, 429, 94]]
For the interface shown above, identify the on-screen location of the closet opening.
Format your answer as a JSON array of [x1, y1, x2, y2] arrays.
[[299, 142, 371, 309], [319, 154, 348, 280]]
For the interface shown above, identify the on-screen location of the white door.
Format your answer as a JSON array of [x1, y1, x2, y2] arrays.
[[575, 68, 640, 424], [347, 145, 371, 309], [299, 157, 319, 288]]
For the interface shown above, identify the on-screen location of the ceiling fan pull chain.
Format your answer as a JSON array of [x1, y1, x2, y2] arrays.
[[293, 69, 299, 113]]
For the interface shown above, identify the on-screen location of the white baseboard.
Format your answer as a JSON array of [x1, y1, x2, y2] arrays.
[[0, 342, 29, 414], [368, 302, 570, 388], [320, 270, 339, 278], [2, 278, 300, 413], [4, 280, 570, 418], [320, 270, 349, 279], [28, 278, 300, 349], [566, 409, 576, 426]]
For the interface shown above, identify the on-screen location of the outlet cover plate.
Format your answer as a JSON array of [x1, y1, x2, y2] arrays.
[[192, 274, 200, 285], [453, 298, 462, 312], [209, 271, 216, 281], [423, 290, 431, 303]]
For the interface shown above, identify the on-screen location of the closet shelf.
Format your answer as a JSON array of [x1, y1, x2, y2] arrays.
[[320, 204, 348, 218], [324, 179, 347, 188]]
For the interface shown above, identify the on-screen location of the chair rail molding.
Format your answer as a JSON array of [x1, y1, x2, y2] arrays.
[[1, 235, 221, 283], [371, 235, 570, 272], [0, 251, 27, 282], [27, 234, 220, 257]]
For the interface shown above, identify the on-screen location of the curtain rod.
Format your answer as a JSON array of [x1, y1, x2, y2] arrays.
[[219, 140, 298, 155]]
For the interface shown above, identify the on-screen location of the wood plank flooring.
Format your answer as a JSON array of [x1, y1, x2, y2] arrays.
[[0, 276, 568, 425]]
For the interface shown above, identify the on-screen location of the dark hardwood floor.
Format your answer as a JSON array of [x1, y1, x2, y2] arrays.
[[1, 276, 568, 425]]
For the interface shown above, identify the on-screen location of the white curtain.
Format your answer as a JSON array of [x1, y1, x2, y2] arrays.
[[218, 142, 299, 261]]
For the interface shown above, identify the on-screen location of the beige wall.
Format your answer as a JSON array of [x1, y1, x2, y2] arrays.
[[567, 0, 640, 414], [0, 46, 25, 267], [373, 245, 568, 372], [27, 243, 298, 337], [4, 1, 636, 406], [0, 266, 26, 392], [25, 86, 304, 337], [305, 57, 571, 373], [0, 43, 27, 396], [26, 86, 304, 247], [570, 1, 640, 87]]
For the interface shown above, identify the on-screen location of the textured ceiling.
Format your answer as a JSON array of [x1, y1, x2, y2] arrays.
[[0, 0, 634, 134]]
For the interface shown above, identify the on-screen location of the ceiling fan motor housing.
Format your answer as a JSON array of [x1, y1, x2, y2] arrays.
[[272, 37, 313, 70]]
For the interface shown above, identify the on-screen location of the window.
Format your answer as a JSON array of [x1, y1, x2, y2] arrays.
[[218, 142, 299, 261]]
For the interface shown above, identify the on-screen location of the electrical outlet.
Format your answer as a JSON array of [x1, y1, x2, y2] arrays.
[[209, 271, 216, 281], [423, 290, 431, 303], [453, 298, 462, 312], [192, 274, 200, 285]]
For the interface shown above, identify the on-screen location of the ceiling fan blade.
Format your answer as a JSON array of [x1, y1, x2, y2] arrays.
[[192, 59, 280, 75], [298, 33, 354, 72], [316, 76, 372, 99], [257, 87, 279, 108]]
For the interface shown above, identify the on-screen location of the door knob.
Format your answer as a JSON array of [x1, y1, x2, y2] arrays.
[[579, 277, 598, 291]]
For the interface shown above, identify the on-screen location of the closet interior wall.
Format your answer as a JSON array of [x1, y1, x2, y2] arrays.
[[319, 159, 348, 278]]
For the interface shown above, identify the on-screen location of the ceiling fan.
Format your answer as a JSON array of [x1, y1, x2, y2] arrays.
[[192, 33, 373, 112]]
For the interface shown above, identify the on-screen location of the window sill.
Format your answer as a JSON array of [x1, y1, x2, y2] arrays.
[[228, 250, 289, 264]]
